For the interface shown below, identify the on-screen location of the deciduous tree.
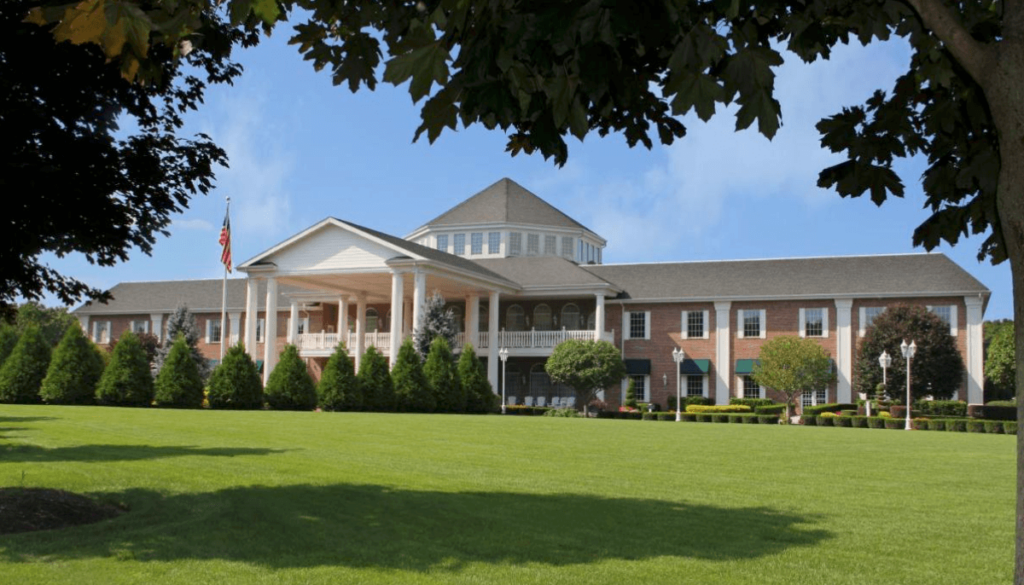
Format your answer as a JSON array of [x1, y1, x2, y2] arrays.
[[545, 340, 625, 416], [987, 324, 1017, 396], [751, 336, 836, 421]]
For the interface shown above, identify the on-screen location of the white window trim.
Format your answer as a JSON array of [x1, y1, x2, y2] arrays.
[[738, 375, 766, 399], [129, 320, 149, 335], [206, 319, 223, 344], [287, 316, 311, 339], [92, 321, 111, 344], [681, 310, 710, 340], [685, 374, 710, 398], [256, 318, 266, 343], [737, 309, 766, 339], [926, 305, 958, 336], [624, 374, 650, 403], [624, 311, 651, 340], [858, 306, 884, 337], [799, 308, 829, 338]]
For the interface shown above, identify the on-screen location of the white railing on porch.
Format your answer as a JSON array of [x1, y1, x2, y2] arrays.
[[297, 328, 612, 354], [296, 331, 391, 352]]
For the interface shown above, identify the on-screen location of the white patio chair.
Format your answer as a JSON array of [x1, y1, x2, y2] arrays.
[[536, 396, 547, 407], [507, 395, 517, 406], [524, 396, 535, 407], [552, 396, 565, 408], [566, 396, 577, 408]]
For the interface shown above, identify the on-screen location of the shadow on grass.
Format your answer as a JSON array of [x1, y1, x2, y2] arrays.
[[0, 416, 59, 424], [0, 444, 291, 463], [0, 483, 832, 571]]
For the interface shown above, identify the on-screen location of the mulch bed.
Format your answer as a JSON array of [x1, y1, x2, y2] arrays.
[[0, 488, 124, 535]]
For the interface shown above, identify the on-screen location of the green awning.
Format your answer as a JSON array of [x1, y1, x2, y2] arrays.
[[735, 359, 759, 374], [679, 359, 710, 375], [256, 360, 264, 374], [624, 359, 651, 375]]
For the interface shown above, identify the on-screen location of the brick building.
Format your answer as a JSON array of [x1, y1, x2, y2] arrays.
[[73, 178, 990, 409]]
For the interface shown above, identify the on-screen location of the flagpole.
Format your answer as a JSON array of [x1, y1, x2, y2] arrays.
[[220, 197, 230, 360]]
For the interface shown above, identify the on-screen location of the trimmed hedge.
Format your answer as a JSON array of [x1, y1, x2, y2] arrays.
[[984, 421, 1004, 434], [890, 406, 922, 420], [911, 418, 929, 431], [966, 420, 986, 433], [835, 416, 853, 427], [867, 417, 886, 429], [758, 415, 780, 424], [666, 395, 713, 410], [1005, 421, 1019, 435], [686, 404, 752, 413], [850, 416, 868, 428], [800, 415, 817, 426], [730, 398, 774, 408], [917, 400, 967, 417], [755, 404, 786, 415], [816, 415, 834, 427], [505, 405, 552, 416], [802, 403, 857, 416], [968, 404, 1017, 421], [927, 419, 946, 431], [712, 413, 729, 423], [946, 419, 967, 432], [884, 417, 904, 430]]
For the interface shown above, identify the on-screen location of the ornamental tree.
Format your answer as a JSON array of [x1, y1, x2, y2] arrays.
[[424, 336, 462, 413], [207, 344, 264, 409], [414, 291, 458, 356], [154, 335, 205, 409], [39, 324, 105, 405], [264, 345, 317, 411], [14, 302, 77, 347], [751, 336, 836, 421], [854, 305, 964, 401], [317, 342, 361, 411], [154, 305, 211, 381], [0, 323, 17, 368], [545, 340, 625, 416], [459, 344, 496, 414], [986, 324, 1016, 396], [0, 325, 51, 404], [392, 338, 434, 413], [96, 331, 154, 407]]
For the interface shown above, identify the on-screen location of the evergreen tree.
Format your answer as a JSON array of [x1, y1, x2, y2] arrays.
[[95, 331, 154, 406], [264, 345, 317, 410], [0, 322, 18, 368], [39, 324, 104, 404], [392, 338, 434, 412], [413, 291, 458, 356], [14, 302, 77, 347], [460, 344, 496, 414], [358, 346, 394, 411], [0, 325, 51, 404], [624, 378, 638, 409], [207, 344, 264, 409], [154, 304, 211, 380], [318, 343, 361, 411], [425, 336, 462, 412], [154, 335, 204, 408]]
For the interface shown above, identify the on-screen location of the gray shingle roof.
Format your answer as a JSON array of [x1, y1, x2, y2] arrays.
[[584, 253, 990, 301], [73, 279, 304, 315], [416, 178, 590, 231], [471, 257, 617, 289]]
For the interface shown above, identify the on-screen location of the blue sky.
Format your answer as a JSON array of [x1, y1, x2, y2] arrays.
[[48, 29, 1012, 319]]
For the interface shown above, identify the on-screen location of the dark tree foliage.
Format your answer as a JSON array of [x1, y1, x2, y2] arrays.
[[459, 344, 496, 414], [154, 305, 211, 380], [546, 340, 626, 416], [0, 1, 253, 315], [0, 323, 18, 368], [0, 325, 51, 404], [95, 331, 154, 406], [207, 344, 263, 409], [14, 302, 77, 346], [624, 378, 638, 409], [424, 336, 462, 413], [854, 305, 964, 401], [154, 335, 205, 408], [39, 324, 105, 404], [264, 345, 317, 411], [414, 291, 458, 356], [357, 346, 394, 412], [317, 343, 361, 411], [392, 338, 434, 413]]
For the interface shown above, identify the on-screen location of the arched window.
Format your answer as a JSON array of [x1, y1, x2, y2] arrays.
[[561, 303, 581, 330], [366, 308, 379, 332], [506, 305, 526, 331], [450, 306, 464, 333], [533, 304, 553, 331]]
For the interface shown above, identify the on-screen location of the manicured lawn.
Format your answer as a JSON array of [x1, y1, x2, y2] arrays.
[[0, 405, 1014, 584]]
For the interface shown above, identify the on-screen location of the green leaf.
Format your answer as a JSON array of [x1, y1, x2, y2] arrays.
[[251, 0, 281, 26], [383, 43, 450, 103], [568, 98, 588, 141]]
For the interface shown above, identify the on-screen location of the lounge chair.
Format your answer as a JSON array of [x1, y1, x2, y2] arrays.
[[566, 396, 576, 408], [524, 396, 535, 407], [507, 395, 517, 406], [536, 396, 547, 407]]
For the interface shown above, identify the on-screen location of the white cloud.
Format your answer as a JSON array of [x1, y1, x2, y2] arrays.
[[172, 218, 214, 231]]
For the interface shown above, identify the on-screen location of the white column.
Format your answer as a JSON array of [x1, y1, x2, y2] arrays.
[[288, 301, 299, 344], [389, 271, 405, 368], [403, 300, 412, 337], [594, 294, 606, 341], [150, 313, 163, 342], [834, 299, 853, 403], [338, 298, 348, 342], [229, 312, 241, 346], [466, 294, 480, 348], [244, 278, 258, 355], [263, 277, 279, 384], [965, 296, 984, 403], [487, 291, 500, 390], [413, 270, 427, 334], [714, 301, 732, 406], [355, 296, 366, 373]]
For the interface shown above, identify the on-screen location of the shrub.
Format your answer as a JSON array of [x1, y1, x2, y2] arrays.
[[890, 406, 923, 419], [667, 395, 713, 410], [987, 399, 1017, 407], [95, 331, 153, 406], [983, 421, 1004, 434], [966, 420, 986, 433], [1004, 421, 1018, 435], [878, 411, 892, 418], [927, 419, 947, 431], [460, 344, 496, 414], [840, 409, 857, 416], [867, 417, 886, 429], [742, 414, 760, 424], [544, 408, 581, 418], [835, 416, 853, 427], [424, 337, 462, 413], [884, 417, 904, 430], [851, 416, 868, 428], [800, 415, 817, 426], [39, 325, 104, 405], [695, 413, 712, 423], [0, 323, 18, 367], [317, 343, 361, 411], [153, 335, 204, 408], [758, 415, 779, 424], [0, 325, 51, 404], [968, 404, 1017, 421], [264, 345, 317, 411], [207, 344, 263, 409], [712, 413, 729, 423], [392, 338, 434, 413], [917, 400, 967, 417], [816, 415, 834, 427], [642, 412, 657, 421], [624, 377, 638, 409], [730, 398, 774, 408], [946, 419, 968, 432], [802, 403, 858, 416], [154, 304, 211, 381], [727, 414, 746, 423], [656, 412, 675, 421], [755, 404, 786, 415], [686, 404, 752, 413], [911, 418, 929, 431], [358, 347, 394, 411]]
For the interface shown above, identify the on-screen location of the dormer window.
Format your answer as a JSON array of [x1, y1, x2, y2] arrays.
[[436, 235, 448, 252], [527, 234, 540, 256]]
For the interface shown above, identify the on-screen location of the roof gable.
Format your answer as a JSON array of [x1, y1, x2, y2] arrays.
[[417, 178, 589, 231]]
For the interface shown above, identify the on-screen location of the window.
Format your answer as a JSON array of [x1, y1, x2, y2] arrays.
[[287, 316, 310, 338], [527, 233, 540, 256], [436, 235, 449, 252], [686, 375, 705, 397], [544, 235, 556, 256], [450, 307, 464, 333], [488, 232, 501, 254], [561, 236, 573, 259], [561, 304, 581, 330], [743, 375, 761, 399], [207, 319, 222, 344], [801, 308, 827, 338], [506, 305, 526, 331], [859, 306, 884, 337], [130, 320, 149, 335], [597, 248, 602, 264], [628, 311, 648, 339], [683, 311, 707, 339], [928, 305, 958, 335], [92, 321, 111, 344], [533, 304, 553, 330], [509, 232, 522, 256], [453, 234, 466, 255], [578, 240, 584, 262], [739, 309, 765, 338], [366, 308, 379, 332], [471, 233, 483, 255], [802, 389, 827, 408], [630, 375, 648, 402], [256, 318, 265, 343]]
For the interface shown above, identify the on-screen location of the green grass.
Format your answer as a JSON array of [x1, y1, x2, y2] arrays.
[[0, 405, 1013, 584]]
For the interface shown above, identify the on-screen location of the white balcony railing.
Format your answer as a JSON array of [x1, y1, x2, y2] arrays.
[[296, 328, 612, 355]]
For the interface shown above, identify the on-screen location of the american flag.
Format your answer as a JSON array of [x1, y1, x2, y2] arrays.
[[219, 205, 232, 272]]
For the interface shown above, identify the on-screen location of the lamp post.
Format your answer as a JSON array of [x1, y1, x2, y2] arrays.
[[499, 347, 509, 415], [879, 350, 892, 386], [900, 340, 916, 431], [672, 347, 685, 422]]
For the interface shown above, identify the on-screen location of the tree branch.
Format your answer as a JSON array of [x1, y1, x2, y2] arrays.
[[904, 0, 994, 84]]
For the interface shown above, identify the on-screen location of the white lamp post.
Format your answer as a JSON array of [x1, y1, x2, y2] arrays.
[[672, 347, 685, 422], [900, 339, 917, 431], [878, 350, 892, 386], [499, 347, 509, 415]]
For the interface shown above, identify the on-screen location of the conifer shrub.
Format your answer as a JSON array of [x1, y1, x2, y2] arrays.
[[154, 335, 204, 408], [424, 336, 462, 413], [0, 325, 51, 403], [95, 331, 154, 406], [264, 345, 317, 410], [358, 346, 394, 411], [154, 304, 211, 380], [317, 343, 361, 411], [207, 344, 263, 409], [39, 324, 104, 404], [624, 378, 638, 409], [392, 338, 434, 412], [0, 323, 18, 367], [459, 344, 496, 413]]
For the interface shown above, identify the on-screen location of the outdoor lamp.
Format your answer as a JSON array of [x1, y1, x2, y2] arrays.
[[498, 347, 509, 415], [672, 347, 685, 422], [899, 340, 917, 431], [878, 351, 892, 385]]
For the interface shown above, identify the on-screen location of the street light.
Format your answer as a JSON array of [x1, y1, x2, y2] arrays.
[[672, 347, 685, 422], [498, 347, 509, 415], [900, 339, 917, 431], [878, 350, 892, 386]]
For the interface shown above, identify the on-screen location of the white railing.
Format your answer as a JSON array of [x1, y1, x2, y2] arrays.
[[298, 328, 613, 354], [297, 331, 392, 352]]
